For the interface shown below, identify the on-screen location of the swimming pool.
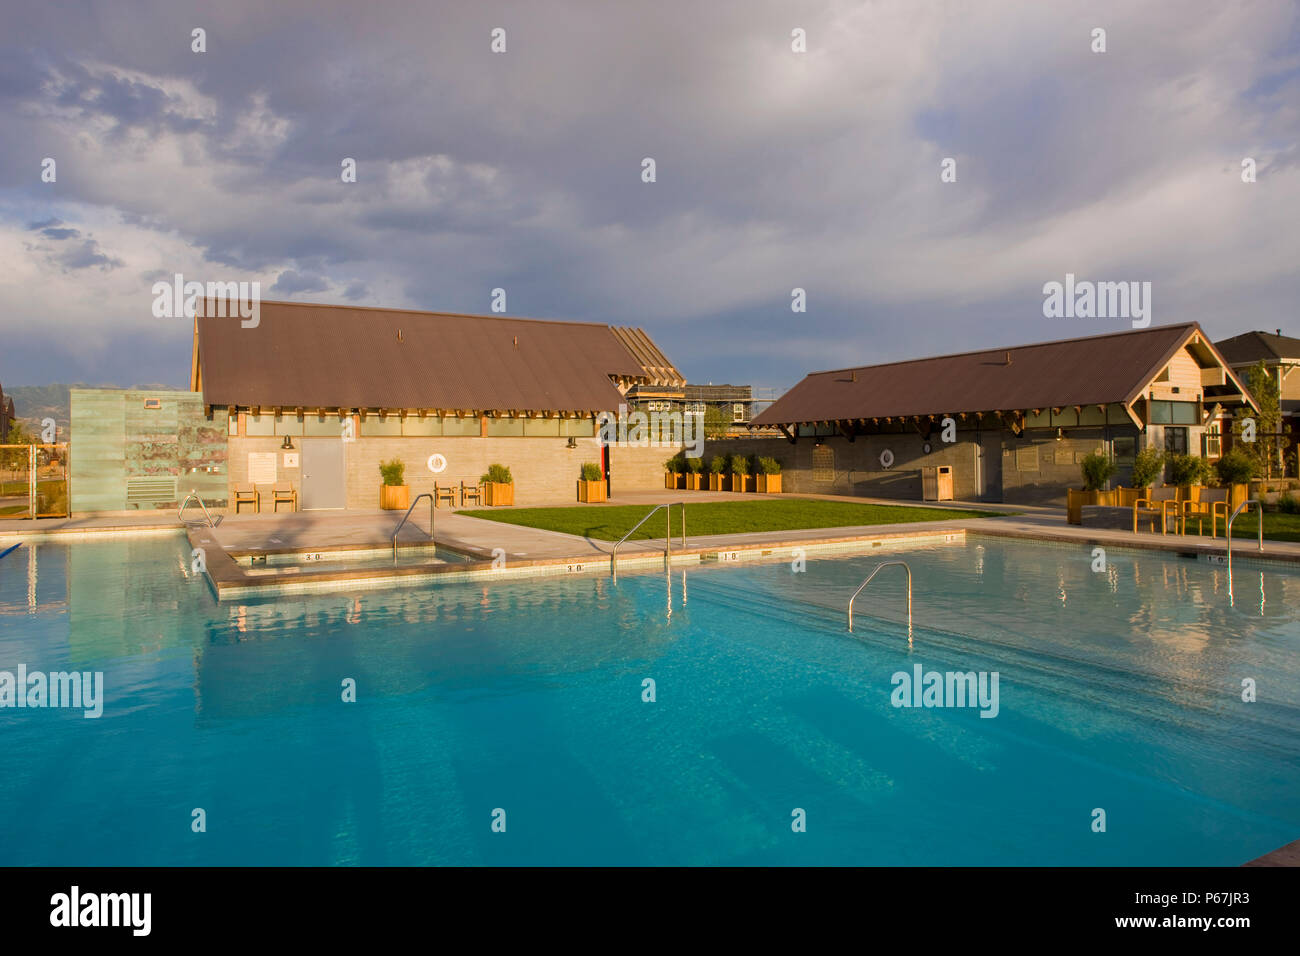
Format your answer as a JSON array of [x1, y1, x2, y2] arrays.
[[1, 534, 1296, 865]]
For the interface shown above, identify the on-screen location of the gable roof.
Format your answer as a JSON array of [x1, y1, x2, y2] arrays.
[[195, 301, 668, 413], [752, 323, 1253, 427], [1213, 330, 1300, 365]]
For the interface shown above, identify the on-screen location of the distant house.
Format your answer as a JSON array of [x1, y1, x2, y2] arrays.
[[191, 300, 686, 509], [746, 323, 1255, 504], [1213, 329, 1299, 464]]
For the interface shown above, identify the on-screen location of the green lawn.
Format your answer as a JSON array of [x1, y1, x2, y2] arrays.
[[460, 499, 1003, 541], [1181, 511, 1300, 544]]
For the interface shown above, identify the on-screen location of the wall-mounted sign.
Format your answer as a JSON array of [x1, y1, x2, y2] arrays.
[[247, 452, 276, 485], [283, 452, 300, 469]]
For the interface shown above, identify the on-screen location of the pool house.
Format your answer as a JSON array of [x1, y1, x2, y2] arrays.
[[741, 323, 1256, 504]]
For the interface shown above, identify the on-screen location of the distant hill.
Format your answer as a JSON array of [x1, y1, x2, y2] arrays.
[[5, 383, 183, 434]]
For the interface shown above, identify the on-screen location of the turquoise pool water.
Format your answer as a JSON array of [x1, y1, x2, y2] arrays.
[[1, 534, 1297, 866]]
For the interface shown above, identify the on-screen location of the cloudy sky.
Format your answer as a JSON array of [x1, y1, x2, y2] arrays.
[[1, 0, 1297, 392]]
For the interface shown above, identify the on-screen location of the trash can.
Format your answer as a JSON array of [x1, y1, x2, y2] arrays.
[[922, 465, 954, 502]]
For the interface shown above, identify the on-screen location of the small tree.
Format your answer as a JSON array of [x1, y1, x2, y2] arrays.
[[685, 457, 703, 474], [481, 464, 513, 484], [580, 462, 602, 481], [1213, 448, 1255, 486], [1130, 447, 1165, 489], [1080, 452, 1116, 491], [1233, 360, 1289, 479], [1167, 453, 1210, 487], [756, 456, 782, 475], [729, 454, 750, 476], [708, 455, 727, 474]]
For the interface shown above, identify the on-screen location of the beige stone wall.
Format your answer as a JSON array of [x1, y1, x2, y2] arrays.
[[227, 434, 683, 508]]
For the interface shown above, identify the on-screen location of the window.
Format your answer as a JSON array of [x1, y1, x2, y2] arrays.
[[1164, 427, 1188, 457], [732, 403, 746, 422], [1203, 424, 1221, 458], [1148, 400, 1198, 425]]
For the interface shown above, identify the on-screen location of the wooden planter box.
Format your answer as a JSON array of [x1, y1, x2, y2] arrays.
[[380, 485, 410, 510], [664, 472, 677, 489], [684, 473, 702, 490], [1066, 487, 1115, 523], [730, 475, 755, 492], [484, 482, 514, 506], [708, 473, 724, 491], [1228, 483, 1249, 510], [577, 479, 606, 503], [1176, 484, 1202, 504], [755, 474, 782, 493], [1116, 487, 1143, 508]]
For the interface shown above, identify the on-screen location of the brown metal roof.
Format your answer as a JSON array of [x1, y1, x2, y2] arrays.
[[1214, 329, 1300, 364], [610, 326, 686, 386], [752, 323, 1243, 427], [196, 300, 651, 413]]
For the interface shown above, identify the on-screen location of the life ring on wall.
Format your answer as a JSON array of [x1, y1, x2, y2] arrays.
[[879, 449, 895, 469], [427, 453, 448, 473]]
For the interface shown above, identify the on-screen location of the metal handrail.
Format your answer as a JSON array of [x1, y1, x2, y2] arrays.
[[1226, 498, 1263, 593], [392, 493, 435, 562], [610, 502, 685, 574], [848, 560, 912, 635], [178, 492, 215, 528]]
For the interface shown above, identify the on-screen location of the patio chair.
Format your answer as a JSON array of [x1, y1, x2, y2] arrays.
[[233, 483, 260, 515], [434, 482, 457, 508], [271, 482, 298, 513], [460, 480, 483, 506], [1133, 486, 1179, 534], [1182, 487, 1229, 538]]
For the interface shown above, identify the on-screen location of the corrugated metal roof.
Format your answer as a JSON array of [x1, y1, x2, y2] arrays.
[[610, 326, 686, 386], [752, 323, 1229, 427], [196, 301, 651, 413]]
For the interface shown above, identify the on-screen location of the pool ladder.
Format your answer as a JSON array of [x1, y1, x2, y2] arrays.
[[610, 503, 685, 577], [392, 493, 435, 563], [178, 491, 217, 528], [1225, 498, 1263, 599], [848, 560, 912, 637]]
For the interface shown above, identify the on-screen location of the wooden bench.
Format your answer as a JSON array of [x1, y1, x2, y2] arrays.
[[1182, 487, 1229, 537], [460, 480, 483, 506], [233, 483, 260, 514], [271, 482, 298, 513], [1133, 486, 1179, 534]]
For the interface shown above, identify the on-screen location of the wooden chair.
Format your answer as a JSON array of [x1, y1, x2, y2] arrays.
[[434, 483, 458, 508], [460, 480, 483, 506], [233, 483, 260, 514], [271, 482, 298, 513], [1133, 486, 1179, 534], [1182, 487, 1229, 538]]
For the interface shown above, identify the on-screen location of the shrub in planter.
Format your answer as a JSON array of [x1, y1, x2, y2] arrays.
[[684, 456, 704, 490], [708, 455, 727, 491], [1167, 453, 1211, 502], [1130, 448, 1165, 491], [1214, 448, 1255, 509], [755, 456, 783, 493], [1079, 452, 1116, 493], [480, 463, 514, 506], [578, 462, 606, 502], [664, 454, 685, 489], [379, 457, 409, 510], [728, 453, 751, 492]]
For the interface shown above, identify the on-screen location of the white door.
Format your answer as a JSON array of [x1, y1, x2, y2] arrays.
[[301, 440, 346, 509]]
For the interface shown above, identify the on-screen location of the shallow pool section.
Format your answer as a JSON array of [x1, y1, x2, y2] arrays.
[[1, 534, 1296, 865], [234, 544, 471, 574]]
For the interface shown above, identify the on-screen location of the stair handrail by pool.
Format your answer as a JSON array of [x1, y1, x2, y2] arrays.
[[178, 492, 216, 528], [848, 560, 912, 636], [392, 493, 435, 563], [610, 503, 685, 576], [1225, 498, 1263, 594]]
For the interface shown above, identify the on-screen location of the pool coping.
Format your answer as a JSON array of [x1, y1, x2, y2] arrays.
[[190, 526, 971, 599]]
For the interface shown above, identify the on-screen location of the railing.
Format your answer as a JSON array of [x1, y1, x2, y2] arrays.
[[392, 493, 435, 562], [0, 543, 21, 562], [178, 492, 216, 528], [610, 503, 685, 576], [1226, 498, 1263, 595], [848, 560, 912, 636]]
